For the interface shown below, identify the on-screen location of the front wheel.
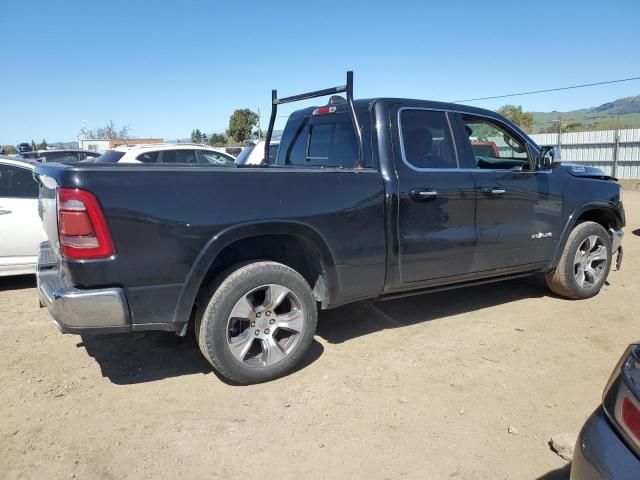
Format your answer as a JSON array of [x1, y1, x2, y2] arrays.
[[545, 221, 612, 299], [195, 261, 317, 384]]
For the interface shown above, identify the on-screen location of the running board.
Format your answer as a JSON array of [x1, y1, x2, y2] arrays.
[[376, 272, 537, 302]]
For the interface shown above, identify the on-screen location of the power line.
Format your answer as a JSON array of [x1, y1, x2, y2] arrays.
[[453, 76, 640, 103]]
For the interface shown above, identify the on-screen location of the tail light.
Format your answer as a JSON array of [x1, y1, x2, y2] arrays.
[[603, 344, 640, 456], [57, 188, 114, 259]]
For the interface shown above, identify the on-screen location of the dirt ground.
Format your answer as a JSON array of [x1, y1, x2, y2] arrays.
[[1, 192, 638, 480]]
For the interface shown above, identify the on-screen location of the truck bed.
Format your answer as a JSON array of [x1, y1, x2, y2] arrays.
[[34, 162, 387, 331]]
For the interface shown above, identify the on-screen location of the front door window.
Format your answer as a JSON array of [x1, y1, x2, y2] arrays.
[[462, 118, 530, 170]]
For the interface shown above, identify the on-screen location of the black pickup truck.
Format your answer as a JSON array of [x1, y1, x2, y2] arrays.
[[35, 72, 625, 384]]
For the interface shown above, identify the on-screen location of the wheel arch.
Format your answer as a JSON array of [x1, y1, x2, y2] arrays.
[[171, 221, 339, 334], [548, 202, 623, 269]]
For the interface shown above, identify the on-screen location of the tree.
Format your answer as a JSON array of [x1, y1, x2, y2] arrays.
[[191, 129, 203, 142], [209, 133, 226, 147], [80, 120, 131, 140], [227, 109, 259, 143], [37, 138, 48, 150], [496, 105, 534, 132], [31, 139, 37, 151], [540, 121, 584, 134]]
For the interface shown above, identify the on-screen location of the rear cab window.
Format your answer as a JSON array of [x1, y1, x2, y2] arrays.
[[277, 110, 358, 168]]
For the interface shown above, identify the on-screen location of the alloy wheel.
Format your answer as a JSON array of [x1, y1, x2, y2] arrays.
[[226, 284, 304, 368], [574, 235, 608, 288]]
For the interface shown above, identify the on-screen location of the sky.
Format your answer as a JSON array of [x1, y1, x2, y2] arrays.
[[1, 0, 639, 144]]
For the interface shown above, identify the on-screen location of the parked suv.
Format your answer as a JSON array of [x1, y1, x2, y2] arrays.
[[34, 73, 624, 384], [92, 144, 235, 165], [16, 143, 33, 153]]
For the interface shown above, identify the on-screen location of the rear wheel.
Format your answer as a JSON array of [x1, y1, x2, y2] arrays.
[[195, 261, 317, 384], [545, 221, 612, 299]]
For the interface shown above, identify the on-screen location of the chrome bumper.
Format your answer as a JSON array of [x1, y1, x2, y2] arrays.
[[610, 228, 624, 253], [37, 242, 131, 334], [609, 228, 624, 270]]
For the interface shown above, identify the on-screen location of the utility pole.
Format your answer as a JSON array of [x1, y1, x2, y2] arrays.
[[556, 116, 562, 160], [257, 108, 261, 139], [612, 115, 620, 178]]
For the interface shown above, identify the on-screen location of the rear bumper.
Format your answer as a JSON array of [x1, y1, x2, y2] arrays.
[[571, 407, 640, 480], [37, 242, 132, 335]]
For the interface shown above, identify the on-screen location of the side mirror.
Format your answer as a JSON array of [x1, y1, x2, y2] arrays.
[[537, 145, 558, 169]]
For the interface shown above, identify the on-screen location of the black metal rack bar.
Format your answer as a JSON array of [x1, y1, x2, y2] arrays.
[[264, 71, 364, 167]]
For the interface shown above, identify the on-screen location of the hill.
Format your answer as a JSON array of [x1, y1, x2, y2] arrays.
[[531, 94, 640, 132]]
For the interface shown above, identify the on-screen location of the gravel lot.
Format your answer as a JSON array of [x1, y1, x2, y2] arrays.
[[1, 191, 638, 480]]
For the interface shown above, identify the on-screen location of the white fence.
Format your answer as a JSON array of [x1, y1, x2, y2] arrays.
[[529, 128, 640, 179]]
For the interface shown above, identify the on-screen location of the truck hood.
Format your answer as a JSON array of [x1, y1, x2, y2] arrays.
[[559, 163, 616, 181]]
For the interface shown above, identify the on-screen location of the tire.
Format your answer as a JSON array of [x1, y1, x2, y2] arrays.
[[545, 221, 612, 299], [195, 261, 317, 384]]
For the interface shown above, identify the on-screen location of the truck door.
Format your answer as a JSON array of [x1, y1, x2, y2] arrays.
[[392, 107, 477, 284], [452, 113, 563, 271]]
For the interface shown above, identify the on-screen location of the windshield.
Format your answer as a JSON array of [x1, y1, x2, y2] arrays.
[[92, 150, 125, 163]]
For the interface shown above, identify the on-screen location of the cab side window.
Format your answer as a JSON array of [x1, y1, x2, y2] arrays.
[[399, 109, 457, 169], [461, 117, 530, 170]]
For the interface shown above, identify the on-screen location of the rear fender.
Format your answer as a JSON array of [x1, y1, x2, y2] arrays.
[[171, 220, 338, 331]]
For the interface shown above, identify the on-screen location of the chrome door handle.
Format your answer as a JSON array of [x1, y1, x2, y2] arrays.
[[0, 208, 12, 215], [482, 187, 506, 196], [410, 189, 438, 201]]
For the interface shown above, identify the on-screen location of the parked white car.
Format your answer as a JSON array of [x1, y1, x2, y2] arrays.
[[0, 156, 47, 276], [92, 144, 236, 165], [235, 139, 280, 165]]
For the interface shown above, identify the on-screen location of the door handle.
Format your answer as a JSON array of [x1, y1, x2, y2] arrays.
[[482, 187, 506, 197], [410, 189, 438, 201], [0, 208, 12, 215]]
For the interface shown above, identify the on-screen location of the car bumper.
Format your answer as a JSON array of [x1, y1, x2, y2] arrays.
[[571, 407, 640, 480], [36, 242, 132, 335]]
